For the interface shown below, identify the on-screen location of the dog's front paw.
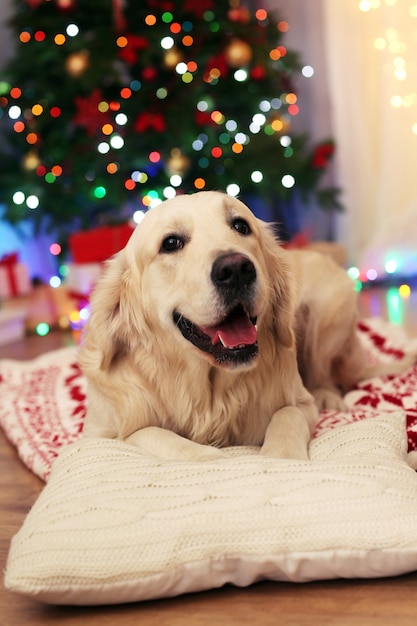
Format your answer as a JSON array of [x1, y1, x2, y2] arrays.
[[125, 427, 228, 462], [260, 441, 309, 461]]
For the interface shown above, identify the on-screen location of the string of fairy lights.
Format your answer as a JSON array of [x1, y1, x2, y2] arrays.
[[0, 3, 314, 336], [350, 0, 417, 296], [2, 1, 415, 337], [0, 7, 313, 224]]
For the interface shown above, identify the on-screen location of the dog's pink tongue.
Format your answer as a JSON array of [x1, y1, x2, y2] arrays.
[[202, 309, 257, 348]]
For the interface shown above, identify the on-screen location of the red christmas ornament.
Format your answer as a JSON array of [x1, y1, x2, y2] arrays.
[[25, 0, 43, 8], [142, 66, 158, 81], [182, 0, 214, 18], [112, 0, 126, 32], [56, 0, 75, 12], [134, 112, 166, 133], [147, 0, 175, 11], [72, 89, 111, 136], [250, 65, 266, 80], [205, 53, 229, 77], [118, 34, 149, 65], [195, 110, 217, 127], [227, 7, 251, 24], [311, 142, 335, 168]]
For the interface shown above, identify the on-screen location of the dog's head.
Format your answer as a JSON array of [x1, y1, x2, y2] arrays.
[[86, 191, 295, 371]]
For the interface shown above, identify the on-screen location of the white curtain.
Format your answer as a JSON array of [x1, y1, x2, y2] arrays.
[[322, 0, 417, 275]]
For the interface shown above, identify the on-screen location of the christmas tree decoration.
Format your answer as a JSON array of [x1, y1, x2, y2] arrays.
[[166, 148, 191, 176], [22, 150, 41, 171], [267, 112, 291, 135], [65, 50, 90, 77], [224, 38, 253, 67], [228, 5, 251, 24], [56, 0, 76, 12], [0, 252, 32, 299], [0, 0, 342, 246], [163, 46, 184, 69]]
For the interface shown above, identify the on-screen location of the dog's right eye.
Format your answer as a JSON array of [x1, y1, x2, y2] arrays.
[[160, 235, 185, 253], [232, 218, 251, 236]]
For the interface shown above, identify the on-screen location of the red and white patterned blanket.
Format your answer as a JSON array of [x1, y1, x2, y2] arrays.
[[1, 317, 417, 482]]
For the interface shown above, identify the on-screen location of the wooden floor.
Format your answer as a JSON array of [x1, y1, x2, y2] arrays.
[[1, 285, 417, 625]]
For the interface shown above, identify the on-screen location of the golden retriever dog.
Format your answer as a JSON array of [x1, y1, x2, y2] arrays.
[[79, 191, 415, 462], [291, 249, 417, 411]]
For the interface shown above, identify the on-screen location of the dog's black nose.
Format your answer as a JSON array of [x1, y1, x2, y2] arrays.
[[211, 253, 256, 290]]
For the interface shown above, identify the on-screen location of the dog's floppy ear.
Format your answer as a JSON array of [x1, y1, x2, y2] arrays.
[[259, 222, 296, 349], [85, 249, 137, 371]]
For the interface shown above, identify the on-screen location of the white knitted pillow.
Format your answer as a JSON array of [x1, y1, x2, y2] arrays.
[[5, 412, 417, 606]]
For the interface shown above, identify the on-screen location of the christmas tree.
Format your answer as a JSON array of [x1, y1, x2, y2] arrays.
[[0, 0, 340, 246]]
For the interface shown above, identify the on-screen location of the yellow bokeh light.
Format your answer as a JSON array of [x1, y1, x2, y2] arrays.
[[269, 49, 281, 61], [374, 37, 386, 50], [102, 123, 114, 135], [390, 95, 403, 108], [194, 178, 206, 189], [389, 41, 405, 54], [359, 0, 381, 11], [232, 143, 244, 154], [54, 34, 66, 46], [211, 110, 224, 124], [58, 315, 70, 329], [32, 104, 44, 116], [209, 68, 221, 79], [98, 101, 109, 113], [116, 36, 128, 48], [395, 67, 407, 80], [145, 14, 157, 26], [69, 310, 81, 323], [182, 72, 193, 83], [399, 283, 411, 298], [271, 119, 284, 131], [286, 93, 297, 105]]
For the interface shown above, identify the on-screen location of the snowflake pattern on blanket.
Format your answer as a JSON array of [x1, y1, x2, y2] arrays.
[[0, 348, 86, 480], [1, 319, 417, 482]]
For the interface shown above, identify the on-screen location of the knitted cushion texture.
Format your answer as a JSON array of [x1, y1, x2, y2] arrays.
[[5, 413, 417, 606]]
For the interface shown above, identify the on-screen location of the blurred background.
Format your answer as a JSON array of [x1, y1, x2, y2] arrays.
[[1, 0, 417, 341]]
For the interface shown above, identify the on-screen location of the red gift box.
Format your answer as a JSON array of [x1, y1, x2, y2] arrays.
[[0, 253, 32, 299], [68, 224, 135, 264]]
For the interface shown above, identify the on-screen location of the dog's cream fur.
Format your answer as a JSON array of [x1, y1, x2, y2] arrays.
[[79, 191, 414, 462], [80, 192, 318, 460], [291, 249, 417, 411]]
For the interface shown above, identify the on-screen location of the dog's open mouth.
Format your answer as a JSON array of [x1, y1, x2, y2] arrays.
[[173, 305, 259, 366]]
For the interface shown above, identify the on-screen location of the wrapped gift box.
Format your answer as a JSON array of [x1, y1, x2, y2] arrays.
[[69, 224, 135, 263], [0, 307, 27, 345], [3, 284, 79, 332], [64, 263, 102, 297], [0, 253, 32, 299]]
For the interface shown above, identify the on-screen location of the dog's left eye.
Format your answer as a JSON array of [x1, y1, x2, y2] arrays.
[[232, 218, 251, 236], [160, 235, 185, 253]]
